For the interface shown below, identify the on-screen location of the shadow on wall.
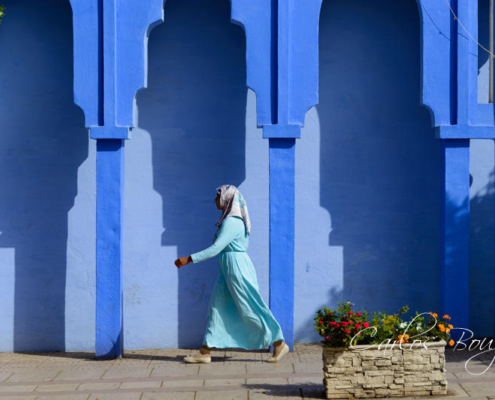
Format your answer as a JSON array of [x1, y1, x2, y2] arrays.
[[136, 0, 247, 348], [470, 166, 494, 337], [317, 0, 441, 319], [0, 1, 87, 351], [473, 0, 495, 336]]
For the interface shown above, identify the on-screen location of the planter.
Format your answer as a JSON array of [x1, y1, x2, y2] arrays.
[[322, 340, 447, 399]]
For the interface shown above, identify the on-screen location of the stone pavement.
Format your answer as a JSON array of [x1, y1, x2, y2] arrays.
[[0, 343, 494, 400]]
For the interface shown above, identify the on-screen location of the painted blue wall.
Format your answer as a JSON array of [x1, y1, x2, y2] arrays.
[[0, 0, 493, 351]]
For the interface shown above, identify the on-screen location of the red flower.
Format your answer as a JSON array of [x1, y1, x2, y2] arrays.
[[335, 323, 340, 329], [355, 324, 361, 329], [356, 312, 362, 316], [328, 336, 333, 339], [329, 321, 336, 326], [346, 312, 354, 315], [358, 333, 361, 336], [324, 336, 330, 341], [341, 321, 347, 327], [363, 323, 369, 328], [344, 329, 350, 334], [347, 321, 354, 324], [327, 312, 332, 315]]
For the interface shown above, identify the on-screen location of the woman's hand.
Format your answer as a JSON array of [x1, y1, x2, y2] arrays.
[[175, 256, 192, 269]]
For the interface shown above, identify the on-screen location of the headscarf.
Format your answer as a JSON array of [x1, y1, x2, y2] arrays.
[[214, 184, 251, 241]]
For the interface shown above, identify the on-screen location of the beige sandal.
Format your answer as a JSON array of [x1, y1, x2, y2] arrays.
[[267, 343, 289, 363], [184, 347, 211, 364], [184, 354, 211, 364]]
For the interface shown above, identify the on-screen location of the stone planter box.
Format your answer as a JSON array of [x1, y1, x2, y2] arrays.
[[322, 340, 447, 399]]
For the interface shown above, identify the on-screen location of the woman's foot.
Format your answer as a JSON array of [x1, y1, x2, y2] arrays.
[[267, 341, 289, 363], [184, 346, 211, 364]]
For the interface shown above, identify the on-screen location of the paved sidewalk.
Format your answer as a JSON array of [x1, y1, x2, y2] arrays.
[[0, 343, 494, 399]]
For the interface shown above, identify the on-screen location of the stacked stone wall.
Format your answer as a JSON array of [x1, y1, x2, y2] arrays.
[[322, 341, 447, 398]]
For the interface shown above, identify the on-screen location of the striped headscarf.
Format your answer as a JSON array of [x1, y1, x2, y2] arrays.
[[214, 184, 251, 241]]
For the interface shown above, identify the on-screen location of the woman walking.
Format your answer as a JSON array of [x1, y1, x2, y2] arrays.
[[174, 184, 289, 364]]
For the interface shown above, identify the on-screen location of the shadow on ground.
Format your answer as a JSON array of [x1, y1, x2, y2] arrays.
[[243, 383, 325, 399]]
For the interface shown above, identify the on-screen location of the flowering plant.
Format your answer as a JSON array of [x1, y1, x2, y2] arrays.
[[315, 301, 454, 348], [314, 301, 371, 347], [407, 311, 454, 345]]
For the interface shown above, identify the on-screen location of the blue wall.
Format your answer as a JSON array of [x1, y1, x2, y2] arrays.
[[0, 0, 493, 351], [296, 0, 442, 341]]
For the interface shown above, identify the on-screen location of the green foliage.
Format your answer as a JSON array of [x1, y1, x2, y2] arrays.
[[315, 302, 454, 348], [369, 305, 409, 344], [0, 6, 4, 24]]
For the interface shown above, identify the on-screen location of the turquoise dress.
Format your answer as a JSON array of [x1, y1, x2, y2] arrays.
[[191, 216, 285, 349]]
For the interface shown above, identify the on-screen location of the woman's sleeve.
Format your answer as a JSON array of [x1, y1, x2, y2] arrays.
[[190, 218, 239, 263]]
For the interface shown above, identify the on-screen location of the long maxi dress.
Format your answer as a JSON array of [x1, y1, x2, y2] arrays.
[[191, 216, 285, 349]]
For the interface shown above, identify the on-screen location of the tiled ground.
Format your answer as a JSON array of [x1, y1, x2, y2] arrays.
[[0, 344, 494, 399]]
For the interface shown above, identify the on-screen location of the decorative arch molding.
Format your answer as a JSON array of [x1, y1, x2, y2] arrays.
[[417, 0, 495, 134], [416, 0, 453, 128], [230, 0, 323, 135], [70, 0, 165, 132]]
